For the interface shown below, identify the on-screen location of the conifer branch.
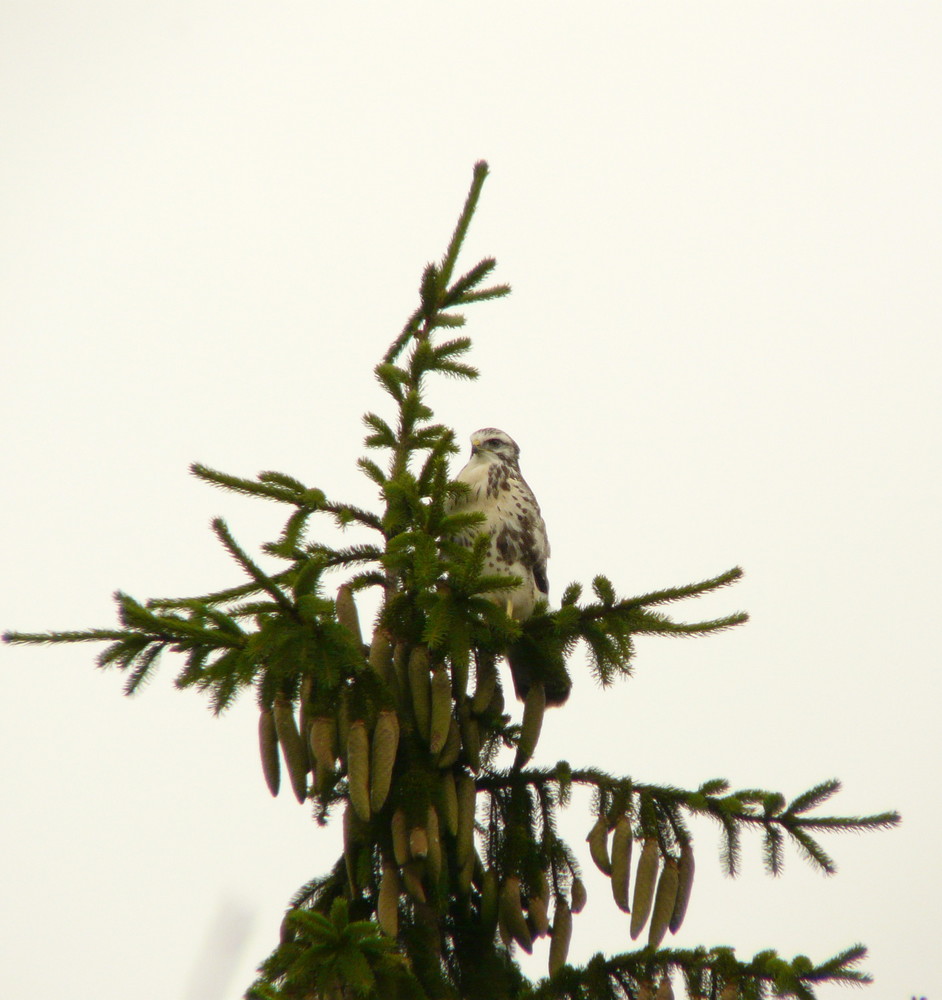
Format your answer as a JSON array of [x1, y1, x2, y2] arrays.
[[146, 571, 296, 610], [786, 778, 841, 814], [439, 160, 491, 288], [380, 304, 425, 367], [194, 462, 385, 536], [791, 812, 900, 832], [627, 609, 750, 636], [122, 642, 164, 695], [452, 283, 512, 304], [479, 765, 899, 880], [525, 943, 872, 1000], [192, 462, 309, 504], [296, 542, 385, 568], [3, 628, 130, 645], [626, 566, 745, 607], [212, 518, 294, 614], [357, 456, 387, 486], [318, 502, 386, 534]]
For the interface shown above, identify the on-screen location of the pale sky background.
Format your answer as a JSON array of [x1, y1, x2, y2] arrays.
[[2, 4, 939, 999]]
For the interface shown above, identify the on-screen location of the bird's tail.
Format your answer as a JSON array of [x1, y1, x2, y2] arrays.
[[506, 633, 571, 707]]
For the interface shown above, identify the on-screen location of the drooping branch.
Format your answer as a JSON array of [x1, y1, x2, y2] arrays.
[[479, 765, 900, 878]]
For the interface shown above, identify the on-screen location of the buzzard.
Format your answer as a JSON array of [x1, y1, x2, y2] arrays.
[[452, 428, 549, 618], [451, 428, 569, 704]]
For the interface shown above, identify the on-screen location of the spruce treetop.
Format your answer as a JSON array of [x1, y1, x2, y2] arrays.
[[4, 162, 899, 1000]]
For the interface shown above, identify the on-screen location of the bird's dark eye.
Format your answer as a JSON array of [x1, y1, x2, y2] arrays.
[[485, 438, 502, 448]]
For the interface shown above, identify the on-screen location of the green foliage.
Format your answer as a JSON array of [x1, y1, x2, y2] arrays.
[[249, 898, 424, 1000], [523, 944, 872, 1000], [4, 162, 900, 1000]]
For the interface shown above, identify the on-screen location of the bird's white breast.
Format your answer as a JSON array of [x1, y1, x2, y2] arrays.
[[453, 454, 546, 618]]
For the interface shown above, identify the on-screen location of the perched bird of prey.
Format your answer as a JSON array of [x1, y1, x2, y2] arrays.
[[452, 428, 550, 619], [451, 428, 569, 704]]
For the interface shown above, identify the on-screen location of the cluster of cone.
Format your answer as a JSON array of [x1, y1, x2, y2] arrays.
[[256, 584, 579, 975], [588, 814, 695, 949]]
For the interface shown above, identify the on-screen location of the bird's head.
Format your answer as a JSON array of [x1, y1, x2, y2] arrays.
[[469, 428, 520, 465]]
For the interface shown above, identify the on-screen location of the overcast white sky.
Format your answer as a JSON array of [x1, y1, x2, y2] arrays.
[[2, 4, 939, 999]]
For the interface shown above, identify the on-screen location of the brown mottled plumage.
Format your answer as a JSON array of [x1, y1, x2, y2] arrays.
[[452, 428, 549, 619], [451, 429, 568, 704]]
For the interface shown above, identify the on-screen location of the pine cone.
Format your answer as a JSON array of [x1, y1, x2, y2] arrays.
[[648, 857, 680, 949], [258, 707, 280, 797], [548, 899, 572, 976], [630, 838, 660, 939], [610, 816, 633, 913], [369, 709, 399, 813], [346, 719, 371, 822]]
